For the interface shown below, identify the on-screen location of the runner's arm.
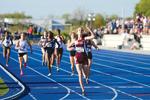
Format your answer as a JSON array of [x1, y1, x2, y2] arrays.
[[85, 26, 94, 40]]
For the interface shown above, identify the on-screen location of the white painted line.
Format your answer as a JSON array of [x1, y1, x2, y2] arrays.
[[95, 51, 150, 61], [117, 86, 144, 88], [92, 52, 150, 68], [29, 93, 37, 100], [31, 87, 59, 89], [21, 46, 145, 100], [12, 49, 117, 100], [0, 65, 25, 100], [62, 51, 150, 78], [32, 47, 144, 100], [27, 51, 118, 100], [9, 54, 90, 100], [61, 60, 142, 100], [58, 53, 150, 80]]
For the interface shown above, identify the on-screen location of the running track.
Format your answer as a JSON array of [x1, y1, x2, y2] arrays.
[[0, 45, 150, 100]]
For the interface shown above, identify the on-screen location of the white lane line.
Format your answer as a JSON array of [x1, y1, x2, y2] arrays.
[[0, 52, 36, 100], [97, 50, 150, 60], [32, 47, 149, 61], [27, 54, 113, 100], [31, 86, 107, 89], [32, 47, 149, 99], [0, 63, 25, 100], [29, 47, 147, 99], [14, 49, 118, 100], [31, 87, 59, 89], [29, 93, 38, 100], [62, 53, 150, 77], [62, 51, 150, 77], [9, 57, 72, 100], [32, 48, 144, 100], [32, 48, 150, 71], [63, 51, 150, 71], [9, 53, 90, 100], [28, 67, 71, 100], [62, 51, 150, 80], [95, 51, 150, 62], [59, 52, 150, 87], [61, 60, 142, 100], [32, 48, 149, 77], [93, 53, 150, 66]]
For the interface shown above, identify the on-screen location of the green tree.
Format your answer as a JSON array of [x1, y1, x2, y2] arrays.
[[134, 0, 150, 16], [109, 15, 119, 20], [93, 14, 106, 28], [0, 12, 32, 19], [62, 13, 71, 23]]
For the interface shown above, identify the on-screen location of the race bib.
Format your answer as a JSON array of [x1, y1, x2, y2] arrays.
[[76, 47, 84, 52]]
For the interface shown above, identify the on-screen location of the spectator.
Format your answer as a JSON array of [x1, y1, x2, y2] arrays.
[[130, 28, 143, 50], [28, 25, 33, 39]]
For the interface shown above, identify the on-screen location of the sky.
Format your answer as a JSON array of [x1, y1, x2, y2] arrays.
[[0, 0, 140, 18]]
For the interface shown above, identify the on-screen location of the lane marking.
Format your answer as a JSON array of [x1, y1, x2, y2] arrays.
[[61, 59, 143, 100], [32, 47, 145, 100], [9, 55, 90, 100], [11, 49, 118, 100], [59, 51, 150, 78], [29, 93, 38, 100], [0, 64, 25, 100], [94, 51, 150, 62]]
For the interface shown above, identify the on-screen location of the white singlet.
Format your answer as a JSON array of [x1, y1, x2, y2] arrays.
[[18, 40, 29, 53]]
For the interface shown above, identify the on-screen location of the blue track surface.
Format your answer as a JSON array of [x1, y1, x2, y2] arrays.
[[0, 45, 150, 100]]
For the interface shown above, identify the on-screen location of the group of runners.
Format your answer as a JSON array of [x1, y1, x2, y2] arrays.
[[1, 26, 99, 95]]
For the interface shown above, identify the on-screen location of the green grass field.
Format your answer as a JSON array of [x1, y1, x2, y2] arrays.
[[0, 78, 9, 96]]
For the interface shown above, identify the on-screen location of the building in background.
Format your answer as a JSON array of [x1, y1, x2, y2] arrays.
[[0, 18, 66, 31]]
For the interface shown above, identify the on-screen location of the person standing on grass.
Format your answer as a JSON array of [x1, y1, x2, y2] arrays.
[[68, 26, 94, 95], [38, 31, 47, 66], [43, 31, 60, 76], [55, 29, 64, 71], [15, 32, 32, 76], [2, 31, 13, 67], [67, 32, 77, 76]]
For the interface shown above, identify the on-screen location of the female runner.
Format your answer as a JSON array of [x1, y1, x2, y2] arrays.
[[38, 31, 47, 66], [15, 32, 32, 76], [85, 32, 99, 80], [68, 26, 94, 95], [2, 31, 13, 67], [43, 31, 59, 76], [67, 32, 77, 76], [55, 29, 64, 71]]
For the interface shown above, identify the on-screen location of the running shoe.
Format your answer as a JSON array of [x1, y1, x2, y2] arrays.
[[57, 67, 60, 72], [48, 73, 51, 76], [6, 64, 8, 67], [71, 72, 74, 76], [20, 70, 24, 76], [24, 63, 27, 68], [82, 91, 85, 96]]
